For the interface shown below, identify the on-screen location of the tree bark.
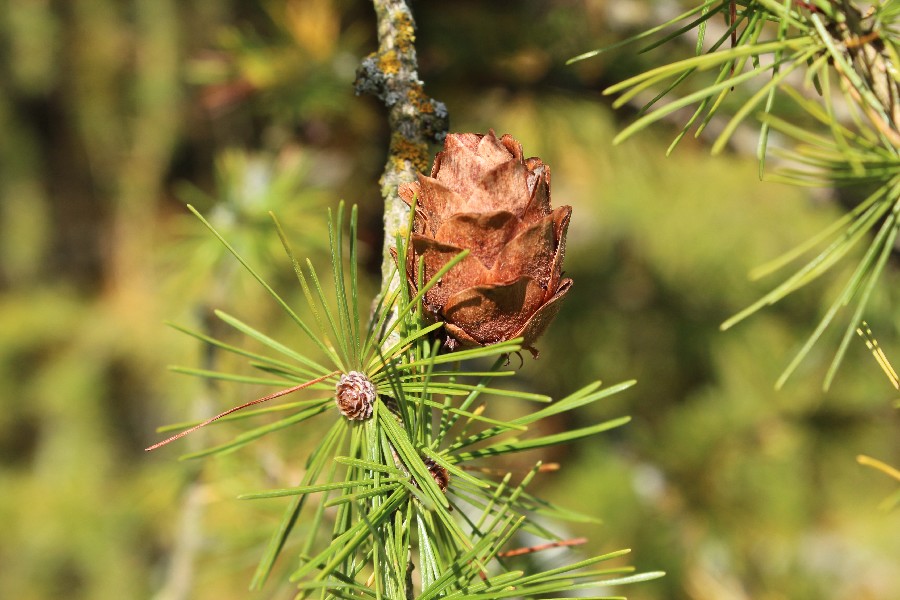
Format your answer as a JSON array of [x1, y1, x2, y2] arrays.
[[355, 0, 448, 336]]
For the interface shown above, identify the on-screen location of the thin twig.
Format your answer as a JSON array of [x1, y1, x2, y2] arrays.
[[145, 371, 338, 451], [355, 0, 448, 342], [356, 5, 448, 595], [497, 537, 589, 558]]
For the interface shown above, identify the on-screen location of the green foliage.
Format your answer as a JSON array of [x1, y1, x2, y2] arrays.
[[148, 202, 661, 597], [573, 0, 900, 388], [3, 3, 899, 599], [467, 93, 900, 600]]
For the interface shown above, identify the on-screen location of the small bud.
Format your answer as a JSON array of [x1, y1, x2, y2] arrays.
[[424, 457, 450, 492], [335, 371, 376, 420]]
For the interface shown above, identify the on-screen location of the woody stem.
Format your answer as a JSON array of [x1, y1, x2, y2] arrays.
[[355, 0, 448, 344]]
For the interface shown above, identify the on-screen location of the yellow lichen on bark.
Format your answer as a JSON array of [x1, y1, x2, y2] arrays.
[[389, 132, 429, 174], [407, 84, 435, 114], [377, 49, 400, 75], [392, 9, 416, 51]]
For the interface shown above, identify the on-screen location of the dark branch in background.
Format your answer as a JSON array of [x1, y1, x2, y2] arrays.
[[355, 0, 448, 320]]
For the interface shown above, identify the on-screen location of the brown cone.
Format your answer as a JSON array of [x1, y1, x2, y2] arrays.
[[398, 130, 572, 356], [335, 371, 375, 420]]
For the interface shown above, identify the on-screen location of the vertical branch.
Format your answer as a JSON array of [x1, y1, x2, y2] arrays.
[[355, 5, 447, 592], [355, 0, 448, 319], [152, 311, 220, 600]]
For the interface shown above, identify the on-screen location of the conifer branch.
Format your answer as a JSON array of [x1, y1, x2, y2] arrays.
[[355, 0, 448, 322], [147, 6, 659, 597], [574, 1, 900, 385]]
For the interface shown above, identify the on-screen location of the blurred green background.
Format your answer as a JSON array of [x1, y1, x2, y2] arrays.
[[0, 1, 897, 599]]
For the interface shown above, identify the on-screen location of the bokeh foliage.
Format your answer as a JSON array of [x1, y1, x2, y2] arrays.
[[0, 1, 897, 599]]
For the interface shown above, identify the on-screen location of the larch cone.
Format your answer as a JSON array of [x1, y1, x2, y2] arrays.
[[397, 130, 572, 357], [335, 371, 375, 420]]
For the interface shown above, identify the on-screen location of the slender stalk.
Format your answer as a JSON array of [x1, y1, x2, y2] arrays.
[[355, 3, 448, 593], [355, 0, 448, 339]]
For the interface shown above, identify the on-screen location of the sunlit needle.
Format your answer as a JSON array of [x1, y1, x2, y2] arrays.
[[145, 370, 339, 451]]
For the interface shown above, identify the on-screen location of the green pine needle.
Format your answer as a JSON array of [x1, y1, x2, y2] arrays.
[[157, 202, 650, 596], [576, 2, 900, 386]]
